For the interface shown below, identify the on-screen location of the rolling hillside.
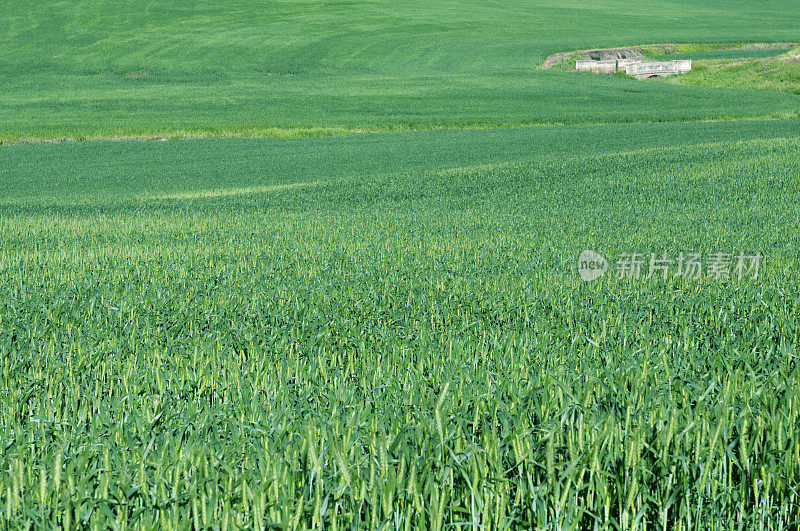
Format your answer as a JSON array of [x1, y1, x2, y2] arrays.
[[2, 1, 800, 528], [2, 0, 800, 139]]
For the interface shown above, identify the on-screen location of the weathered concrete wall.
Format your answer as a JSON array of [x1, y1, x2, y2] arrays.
[[543, 44, 798, 70], [626, 60, 691, 77], [575, 59, 642, 73], [541, 44, 678, 69]]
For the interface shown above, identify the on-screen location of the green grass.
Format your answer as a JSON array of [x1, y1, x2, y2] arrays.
[[648, 43, 796, 55], [4, 118, 800, 204], [2, 120, 800, 527], [7, 70, 800, 143], [659, 52, 800, 95], [648, 48, 792, 61], [4, 0, 800, 528], [3, 1, 800, 139]]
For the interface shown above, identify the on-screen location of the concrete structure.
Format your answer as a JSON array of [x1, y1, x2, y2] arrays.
[[575, 58, 691, 77], [575, 58, 642, 73], [541, 44, 679, 69], [625, 60, 692, 78]]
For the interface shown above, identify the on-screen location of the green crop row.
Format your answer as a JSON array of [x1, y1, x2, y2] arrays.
[[1, 122, 799, 528]]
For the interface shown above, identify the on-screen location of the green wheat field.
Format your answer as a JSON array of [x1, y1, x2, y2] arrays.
[[1, 1, 800, 529]]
